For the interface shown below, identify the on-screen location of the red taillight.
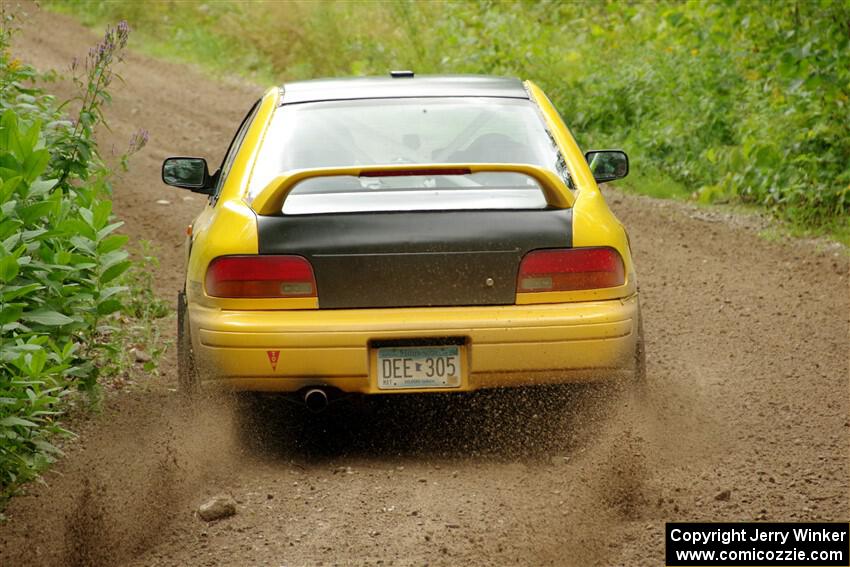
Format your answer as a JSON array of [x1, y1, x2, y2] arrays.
[[205, 256, 317, 298], [517, 247, 625, 292]]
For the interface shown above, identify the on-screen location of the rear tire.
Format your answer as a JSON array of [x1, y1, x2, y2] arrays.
[[177, 290, 199, 396], [633, 304, 647, 386]]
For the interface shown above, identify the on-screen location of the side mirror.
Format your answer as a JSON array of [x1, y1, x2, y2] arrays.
[[585, 150, 629, 183], [162, 157, 213, 194]]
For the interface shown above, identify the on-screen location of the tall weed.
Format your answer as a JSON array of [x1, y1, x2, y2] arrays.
[[0, 15, 160, 502]]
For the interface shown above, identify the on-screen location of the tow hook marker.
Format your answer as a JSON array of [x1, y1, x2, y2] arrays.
[[267, 350, 280, 370]]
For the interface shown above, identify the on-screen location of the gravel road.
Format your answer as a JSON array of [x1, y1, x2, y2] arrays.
[[1, 5, 847, 567]]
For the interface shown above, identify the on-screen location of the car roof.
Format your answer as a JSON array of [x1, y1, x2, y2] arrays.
[[279, 75, 529, 105]]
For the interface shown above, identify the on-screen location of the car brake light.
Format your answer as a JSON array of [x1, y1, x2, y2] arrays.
[[359, 167, 472, 177], [517, 247, 625, 292], [205, 256, 317, 298]]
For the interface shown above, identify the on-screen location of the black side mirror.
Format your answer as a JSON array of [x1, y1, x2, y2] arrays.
[[162, 157, 213, 194], [585, 150, 629, 183]]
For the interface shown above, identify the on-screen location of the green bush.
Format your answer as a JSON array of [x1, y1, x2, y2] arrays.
[[553, 1, 850, 229], [49, 0, 850, 234], [0, 18, 158, 501]]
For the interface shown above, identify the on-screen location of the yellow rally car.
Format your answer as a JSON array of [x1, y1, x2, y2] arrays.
[[163, 73, 644, 411]]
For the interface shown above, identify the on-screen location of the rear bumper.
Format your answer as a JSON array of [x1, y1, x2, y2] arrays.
[[189, 294, 639, 393]]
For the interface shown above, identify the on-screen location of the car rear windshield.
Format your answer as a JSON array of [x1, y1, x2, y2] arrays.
[[247, 97, 570, 214]]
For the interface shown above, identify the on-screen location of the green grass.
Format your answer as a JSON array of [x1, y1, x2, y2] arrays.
[[769, 220, 850, 249], [47, 1, 277, 84], [620, 167, 691, 201]]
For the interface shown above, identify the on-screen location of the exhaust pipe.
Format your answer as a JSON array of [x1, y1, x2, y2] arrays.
[[304, 388, 329, 413]]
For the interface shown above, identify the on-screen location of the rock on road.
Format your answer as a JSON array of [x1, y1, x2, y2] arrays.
[[1, 5, 847, 567]]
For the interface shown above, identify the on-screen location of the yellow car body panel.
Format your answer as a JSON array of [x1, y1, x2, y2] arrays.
[[220, 87, 280, 204], [525, 80, 637, 298], [186, 87, 319, 311], [189, 295, 638, 393], [177, 78, 641, 395]]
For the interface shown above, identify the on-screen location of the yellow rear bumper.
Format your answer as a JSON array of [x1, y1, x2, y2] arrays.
[[189, 294, 639, 393]]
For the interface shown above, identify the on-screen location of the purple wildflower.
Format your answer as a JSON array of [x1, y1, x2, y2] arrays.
[[127, 128, 150, 154]]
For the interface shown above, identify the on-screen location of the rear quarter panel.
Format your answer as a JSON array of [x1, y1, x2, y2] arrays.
[[185, 87, 280, 305], [525, 81, 637, 299]]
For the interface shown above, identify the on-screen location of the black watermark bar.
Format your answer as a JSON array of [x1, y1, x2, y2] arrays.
[[666, 523, 849, 566]]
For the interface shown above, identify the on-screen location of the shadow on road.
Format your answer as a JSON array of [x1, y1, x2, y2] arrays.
[[232, 383, 630, 464]]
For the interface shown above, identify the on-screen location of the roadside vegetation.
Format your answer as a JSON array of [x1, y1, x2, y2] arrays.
[[50, 0, 850, 241], [0, 16, 166, 504]]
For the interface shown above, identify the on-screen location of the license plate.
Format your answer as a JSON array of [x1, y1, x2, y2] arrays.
[[376, 345, 462, 390]]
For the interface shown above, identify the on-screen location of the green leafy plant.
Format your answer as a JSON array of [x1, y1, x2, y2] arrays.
[[53, 20, 129, 186], [0, 15, 162, 503]]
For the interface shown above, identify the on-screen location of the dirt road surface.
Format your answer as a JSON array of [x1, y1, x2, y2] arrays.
[[1, 6, 848, 567]]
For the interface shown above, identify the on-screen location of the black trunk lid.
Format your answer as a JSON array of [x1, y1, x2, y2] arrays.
[[256, 210, 572, 309]]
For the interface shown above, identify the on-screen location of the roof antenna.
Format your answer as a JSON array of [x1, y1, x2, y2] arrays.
[[390, 70, 415, 78]]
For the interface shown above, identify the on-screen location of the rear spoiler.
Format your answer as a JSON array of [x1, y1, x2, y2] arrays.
[[248, 163, 575, 215]]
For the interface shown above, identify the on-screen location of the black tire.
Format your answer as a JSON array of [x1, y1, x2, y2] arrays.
[[177, 290, 199, 395], [633, 305, 647, 385]]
